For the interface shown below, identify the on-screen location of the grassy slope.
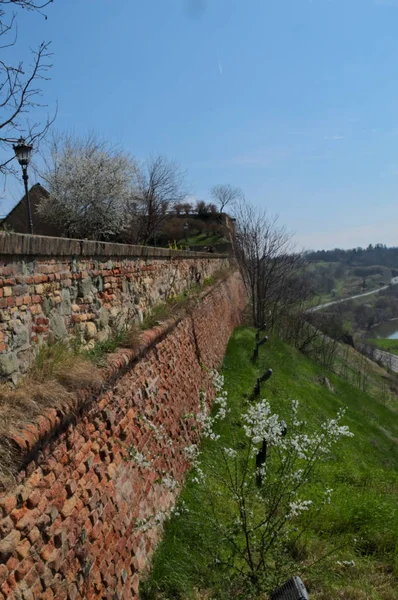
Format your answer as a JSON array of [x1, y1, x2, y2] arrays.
[[368, 338, 398, 356], [142, 329, 398, 600]]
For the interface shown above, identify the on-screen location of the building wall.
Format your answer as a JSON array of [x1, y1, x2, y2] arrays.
[[0, 233, 229, 382], [0, 272, 247, 600]]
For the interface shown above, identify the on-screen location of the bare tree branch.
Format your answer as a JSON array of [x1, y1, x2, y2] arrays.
[[210, 183, 242, 214], [233, 198, 299, 328], [128, 155, 187, 245], [0, 1, 54, 176]]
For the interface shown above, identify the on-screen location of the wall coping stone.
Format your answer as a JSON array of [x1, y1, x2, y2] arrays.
[[3, 272, 242, 487], [0, 232, 228, 259]]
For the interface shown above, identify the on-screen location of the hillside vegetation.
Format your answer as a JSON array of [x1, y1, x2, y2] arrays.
[[142, 329, 398, 600], [307, 245, 398, 302]]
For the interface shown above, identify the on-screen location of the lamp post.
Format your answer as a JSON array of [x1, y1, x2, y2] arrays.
[[183, 221, 189, 243], [13, 137, 33, 234]]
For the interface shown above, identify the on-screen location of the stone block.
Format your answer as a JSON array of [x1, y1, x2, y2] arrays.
[[99, 307, 109, 328], [79, 277, 94, 298], [49, 310, 67, 341], [0, 352, 18, 376], [13, 325, 29, 349], [84, 322, 97, 341]]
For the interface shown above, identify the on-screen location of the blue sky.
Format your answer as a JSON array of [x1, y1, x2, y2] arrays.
[[3, 0, 398, 249]]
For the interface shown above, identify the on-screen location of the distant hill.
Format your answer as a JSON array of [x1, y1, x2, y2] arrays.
[[307, 245, 398, 301], [307, 244, 398, 270]]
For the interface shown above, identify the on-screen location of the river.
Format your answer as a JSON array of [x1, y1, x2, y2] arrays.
[[367, 320, 398, 340]]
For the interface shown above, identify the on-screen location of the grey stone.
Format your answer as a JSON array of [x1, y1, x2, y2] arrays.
[[99, 306, 109, 328], [69, 284, 78, 302], [14, 324, 29, 349], [71, 258, 78, 273], [0, 352, 18, 376], [21, 259, 35, 275], [61, 289, 72, 316], [42, 297, 52, 317], [94, 275, 103, 291], [79, 277, 94, 298], [13, 284, 29, 296], [49, 309, 67, 340]]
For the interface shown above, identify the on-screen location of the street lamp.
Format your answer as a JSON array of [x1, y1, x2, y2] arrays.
[[13, 137, 33, 234], [183, 221, 189, 243]]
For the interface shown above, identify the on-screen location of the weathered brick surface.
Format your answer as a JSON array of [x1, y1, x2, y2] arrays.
[[0, 232, 229, 381], [0, 273, 247, 599]]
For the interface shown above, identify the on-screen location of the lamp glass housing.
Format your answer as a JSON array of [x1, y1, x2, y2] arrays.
[[13, 138, 33, 167]]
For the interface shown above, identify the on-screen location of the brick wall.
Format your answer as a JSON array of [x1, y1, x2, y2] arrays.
[[0, 233, 229, 382], [0, 272, 247, 600]]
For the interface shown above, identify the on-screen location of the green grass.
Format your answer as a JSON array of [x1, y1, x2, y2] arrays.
[[368, 338, 398, 356], [181, 232, 229, 247], [141, 328, 398, 600]]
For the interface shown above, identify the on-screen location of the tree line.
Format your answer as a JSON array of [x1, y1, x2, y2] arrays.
[[307, 245, 398, 270], [33, 133, 242, 244]]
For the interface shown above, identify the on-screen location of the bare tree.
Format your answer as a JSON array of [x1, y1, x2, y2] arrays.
[[210, 183, 242, 214], [38, 132, 138, 240], [233, 199, 300, 328], [131, 155, 186, 245], [0, 1, 54, 176]]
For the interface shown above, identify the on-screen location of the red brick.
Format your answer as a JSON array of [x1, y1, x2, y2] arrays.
[[14, 557, 34, 582], [35, 317, 49, 326], [39, 542, 57, 562], [0, 530, 21, 562], [5, 556, 18, 572], [0, 565, 8, 586], [27, 526, 41, 545], [60, 497, 77, 518], [26, 490, 42, 510], [0, 581, 11, 597], [15, 538, 31, 559], [35, 325, 48, 334], [0, 516, 13, 538]]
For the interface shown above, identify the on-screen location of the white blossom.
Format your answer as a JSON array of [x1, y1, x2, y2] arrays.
[[243, 399, 285, 450], [287, 499, 313, 519], [223, 447, 237, 458]]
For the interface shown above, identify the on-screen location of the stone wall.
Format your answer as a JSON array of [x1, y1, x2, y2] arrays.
[[0, 272, 247, 600], [0, 233, 229, 382]]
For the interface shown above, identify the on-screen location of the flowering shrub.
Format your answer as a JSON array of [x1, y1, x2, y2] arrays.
[[131, 369, 354, 594], [186, 371, 354, 590]]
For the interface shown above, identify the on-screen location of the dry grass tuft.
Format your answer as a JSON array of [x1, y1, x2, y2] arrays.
[[122, 324, 141, 350], [0, 342, 104, 489]]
